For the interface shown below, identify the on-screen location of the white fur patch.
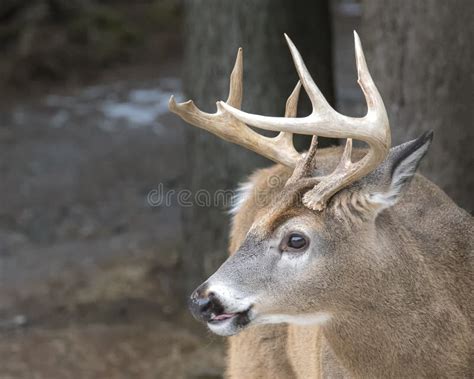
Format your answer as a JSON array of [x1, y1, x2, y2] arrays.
[[207, 315, 239, 336], [228, 181, 254, 215], [256, 312, 331, 326]]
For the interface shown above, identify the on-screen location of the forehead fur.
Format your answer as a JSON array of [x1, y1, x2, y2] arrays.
[[230, 146, 367, 244], [251, 172, 324, 237]]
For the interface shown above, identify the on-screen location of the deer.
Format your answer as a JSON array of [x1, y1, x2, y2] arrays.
[[169, 32, 473, 378]]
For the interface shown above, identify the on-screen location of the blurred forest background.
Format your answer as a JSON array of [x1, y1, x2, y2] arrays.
[[0, 0, 472, 378]]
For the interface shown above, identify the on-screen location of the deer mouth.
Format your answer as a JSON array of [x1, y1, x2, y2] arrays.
[[209, 307, 251, 324], [207, 307, 252, 334], [209, 312, 237, 322]]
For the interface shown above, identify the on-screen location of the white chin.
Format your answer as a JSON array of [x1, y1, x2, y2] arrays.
[[207, 317, 240, 336]]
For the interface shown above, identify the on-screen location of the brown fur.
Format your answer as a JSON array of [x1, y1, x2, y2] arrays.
[[226, 147, 473, 378]]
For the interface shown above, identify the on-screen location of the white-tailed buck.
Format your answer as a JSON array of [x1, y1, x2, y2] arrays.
[[169, 32, 473, 378]]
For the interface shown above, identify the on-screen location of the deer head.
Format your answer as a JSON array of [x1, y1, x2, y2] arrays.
[[170, 32, 433, 336]]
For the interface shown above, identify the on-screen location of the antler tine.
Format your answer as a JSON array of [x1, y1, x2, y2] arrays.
[[284, 34, 330, 113], [286, 135, 319, 185], [284, 80, 301, 118], [354, 32, 379, 116], [339, 138, 353, 169], [274, 81, 301, 151], [169, 49, 301, 168], [226, 48, 243, 108]]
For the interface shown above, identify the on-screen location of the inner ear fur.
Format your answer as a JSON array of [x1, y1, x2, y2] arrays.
[[331, 131, 434, 217]]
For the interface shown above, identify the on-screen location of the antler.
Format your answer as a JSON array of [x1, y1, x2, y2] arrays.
[[169, 32, 391, 211], [219, 32, 391, 210], [169, 48, 301, 167]]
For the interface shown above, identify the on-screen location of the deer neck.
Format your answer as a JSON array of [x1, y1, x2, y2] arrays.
[[320, 236, 471, 378]]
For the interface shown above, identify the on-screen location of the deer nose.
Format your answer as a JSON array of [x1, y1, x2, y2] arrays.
[[188, 284, 224, 323]]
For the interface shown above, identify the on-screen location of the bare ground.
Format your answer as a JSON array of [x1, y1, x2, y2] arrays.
[[0, 58, 226, 378]]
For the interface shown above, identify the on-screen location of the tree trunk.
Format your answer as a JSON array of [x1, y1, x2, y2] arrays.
[[179, 0, 334, 294], [361, 0, 474, 212]]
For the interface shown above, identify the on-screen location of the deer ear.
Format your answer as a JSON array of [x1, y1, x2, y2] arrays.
[[367, 131, 433, 209]]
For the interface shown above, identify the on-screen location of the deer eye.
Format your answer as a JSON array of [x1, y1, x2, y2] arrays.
[[283, 233, 308, 251]]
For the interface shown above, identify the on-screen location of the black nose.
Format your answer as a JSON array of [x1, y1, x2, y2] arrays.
[[188, 284, 224, 322]]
